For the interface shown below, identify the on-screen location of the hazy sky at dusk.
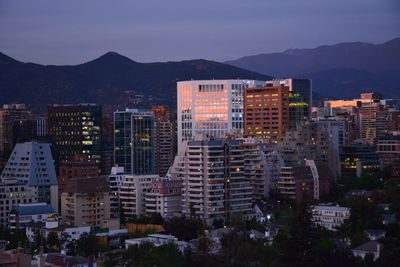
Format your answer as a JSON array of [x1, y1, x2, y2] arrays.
[[0, 0, 399, 65]]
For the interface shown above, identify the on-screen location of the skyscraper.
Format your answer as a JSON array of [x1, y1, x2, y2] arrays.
[[114, 109, 155, 175], [151, 105, 177, 176], [244, 85, 290, 142], [267, 78, 312, 129], [171, 136, 253, 225], [47, 104, 102, 170], [177, 79, 265, 151]]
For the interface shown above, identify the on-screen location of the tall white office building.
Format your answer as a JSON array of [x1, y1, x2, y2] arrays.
[[177, 80, 265, 151]]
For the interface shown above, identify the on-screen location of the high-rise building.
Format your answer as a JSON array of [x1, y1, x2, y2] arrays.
[[172, 136, 253, 225], [0, 104, 32, 154], [61, 176, 119, 229], [177, 79, 265, 151], [359, 103, 392, 144], [277, 160, 334, 203], [376, 135, 400, 176], [47, 104, 102, 170], [243, 85, 290, 142], [58, 154, 99, 196], [12, 117, 48, 144], [151, 106, 177, 176], [340, 141, 381, 177], [0, 142, 58, 211], [238, 137, 284, 200], [278, 122, 338, 177], [119, 174, 159, 217], [145, 176, 182, 218], [266, 79, 312, 129], [114, 109, 155, 175]]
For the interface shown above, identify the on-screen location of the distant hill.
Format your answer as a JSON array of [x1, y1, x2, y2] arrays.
[[0, 52, 272, 113], [225, 38, 400, 99]]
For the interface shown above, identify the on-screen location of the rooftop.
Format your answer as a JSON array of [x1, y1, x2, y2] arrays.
[[352, 241, 382, 253], [11, 203, 55, 216]]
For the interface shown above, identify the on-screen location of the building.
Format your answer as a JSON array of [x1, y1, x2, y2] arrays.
[[108, 167, 125, 218], [352, 241, 382, 261], [0, 178, 37, 228], [243, 85, 290, 142], [61, 176, 118, 229], [119, 174, 159, 217], [0, 142, 58, 211], [58, 154, 99, 195], [145, 176, 182, 218], [12, 116, 48, 145], [177, 79, 265, 151], [359, 103, 392, 144], [266, 78, 312, 129], [238, 137, 283, 200], [278, 121, 338, 177], [48, 104, 102, 170], [173, 136, 253, 225], [114, 109, 155, 175], [0, 104, 32, 154], [311, 205, 350, 231], [152, 106, 177, 177], [0, 248, 32, 267], [26, 220, 90, 243], [340, 141, 381, 177], [278, 161, 334, 203], [376, 135, 400, 176], [125, 234, 189, 253], [324, 93, 381, 109], [9, 202, 57, 231]]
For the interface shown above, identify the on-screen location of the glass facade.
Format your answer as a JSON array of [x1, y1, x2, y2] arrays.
[[114, 109, 155, 175], [177, 80, 265, 151]]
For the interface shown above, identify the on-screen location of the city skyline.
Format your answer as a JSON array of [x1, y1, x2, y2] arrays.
[[0, 0, 399, 65]]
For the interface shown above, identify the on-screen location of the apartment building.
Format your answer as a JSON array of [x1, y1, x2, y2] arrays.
[[311, 205, 350, 231]]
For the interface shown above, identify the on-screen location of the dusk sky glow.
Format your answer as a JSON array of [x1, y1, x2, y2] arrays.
[[0, 0, 399, 65]]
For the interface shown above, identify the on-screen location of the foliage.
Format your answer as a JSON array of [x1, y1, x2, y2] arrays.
[[163, 216, 203, 241], [74, 232, 100, 257]]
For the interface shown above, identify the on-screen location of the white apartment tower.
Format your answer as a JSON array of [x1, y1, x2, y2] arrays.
[[0, 142, 58, 212], [177, 80, 265, 151], [173, 136, 253, 225]]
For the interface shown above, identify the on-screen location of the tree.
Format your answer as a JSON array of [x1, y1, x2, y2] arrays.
[[163, 216, 203, 241], [75, 233, 100, 257], [46, 232, 60, 249]]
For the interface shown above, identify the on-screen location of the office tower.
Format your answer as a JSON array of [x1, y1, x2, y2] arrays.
[[0, 104, 32, 154], [101, 113, 114, 175], [151, 105, 177, 176], [377, 135, 400, 176], [61, 176, 119, 229], [47, 104, 102, 170], [12, 117, 48, 144], [145, 176, 182, 218], [114, 109, 155, 175], [340, 141, 381, 177], [0, 178, 37, 228], [266, 78, 312, 129], [359, 103, 392, 144], [108, 167, 125, 218], [58, 154, 99, 196], [244, 85, 290, 142], [173, 136, 252, 225], [0, 142, 58, 211], [177, 79, 265, 151]]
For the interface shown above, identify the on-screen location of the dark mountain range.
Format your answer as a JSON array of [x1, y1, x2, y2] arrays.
[[0, 52, 271, 113], [225, 38, 400, 99]]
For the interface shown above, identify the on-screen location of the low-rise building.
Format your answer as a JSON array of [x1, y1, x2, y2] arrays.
[[311, 205, 350, 231], [9, 202, 57, 231], [352, 241, 382, 261], [125, 234, 189, 253], [365, 229, 386, 241], [26, 220, 90, 243]]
